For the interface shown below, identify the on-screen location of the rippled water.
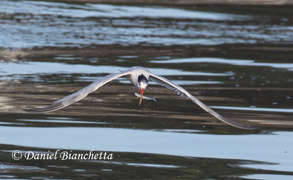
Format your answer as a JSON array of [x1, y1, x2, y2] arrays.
[[0, 0, 293, 179]]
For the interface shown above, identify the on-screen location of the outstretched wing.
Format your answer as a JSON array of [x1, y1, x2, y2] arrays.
[[26, 71, 131, 113], [149, 73, 255, 130]]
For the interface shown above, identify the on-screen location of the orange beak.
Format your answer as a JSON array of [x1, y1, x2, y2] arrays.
[[139, 88, 144, 106]]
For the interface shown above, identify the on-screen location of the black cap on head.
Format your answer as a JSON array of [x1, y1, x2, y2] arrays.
[[138, 74, 148, 84]]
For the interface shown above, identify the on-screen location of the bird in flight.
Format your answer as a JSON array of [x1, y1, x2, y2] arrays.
[[27, 66, 254, 129]]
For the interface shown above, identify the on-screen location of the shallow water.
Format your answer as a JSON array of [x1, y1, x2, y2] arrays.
[[0, 0, 293, 179]]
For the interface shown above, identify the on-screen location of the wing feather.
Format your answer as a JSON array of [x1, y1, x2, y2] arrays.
[[150, 76, 188, 98], [26, 71, 131, 113], [149, 73, 255, 130]]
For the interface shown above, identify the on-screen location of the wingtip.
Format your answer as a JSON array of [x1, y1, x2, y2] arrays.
[[234, 124, 258, 130], [222, 119, 258, 130], [24, 102, 65, 113], [24, 107, 51, 113]]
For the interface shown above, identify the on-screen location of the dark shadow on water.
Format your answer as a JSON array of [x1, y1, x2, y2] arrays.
[[1, 144, 292, 180]]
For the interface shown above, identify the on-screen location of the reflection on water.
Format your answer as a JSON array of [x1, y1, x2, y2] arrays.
[[0, 0, 293, 179], [1, 126, 292, 168], [151, 57, 293, 70], [0, 61, 232, 77], [1, 0, 293, 48]]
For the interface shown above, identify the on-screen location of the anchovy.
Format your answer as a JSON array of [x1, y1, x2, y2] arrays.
[[134, 93, 157, 102]]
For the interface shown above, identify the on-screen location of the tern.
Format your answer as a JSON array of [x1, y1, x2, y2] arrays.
[[27, 66, 254, 129]]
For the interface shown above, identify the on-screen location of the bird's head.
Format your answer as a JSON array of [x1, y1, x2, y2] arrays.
[[138, 74, 148, 106]]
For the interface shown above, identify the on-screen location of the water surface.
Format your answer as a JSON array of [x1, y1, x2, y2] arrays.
[[0, 0, 293, 179]]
